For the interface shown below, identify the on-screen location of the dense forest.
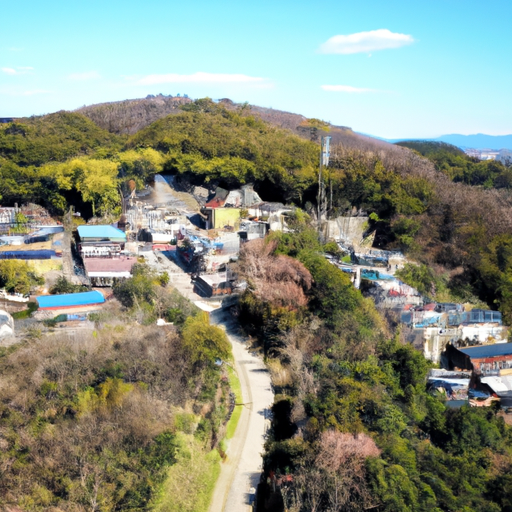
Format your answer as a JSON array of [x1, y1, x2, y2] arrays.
[[2, 97, 512, 510]]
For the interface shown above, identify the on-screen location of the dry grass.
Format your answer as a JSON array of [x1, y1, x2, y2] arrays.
[[267, 358, 293, 388], [26, 259, 63, 273]]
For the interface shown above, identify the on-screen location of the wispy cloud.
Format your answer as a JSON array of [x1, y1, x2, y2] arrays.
[[20, 89, 51, 96], [321, 85, 379, 93], [68, 70, 101, 81], [137, 71, 270, 86], [2, 66, 34, 75], [319, 29, 414, 54]]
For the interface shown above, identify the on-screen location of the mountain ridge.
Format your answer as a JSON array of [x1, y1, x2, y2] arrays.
[[369, 132, 512, 150]]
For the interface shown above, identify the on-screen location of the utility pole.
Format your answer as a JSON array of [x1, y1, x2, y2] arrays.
[[317, 136, 331, 238]]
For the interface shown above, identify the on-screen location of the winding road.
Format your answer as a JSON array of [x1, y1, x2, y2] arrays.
[[208, 311, 274, 512], [143, 249, 274, 511]]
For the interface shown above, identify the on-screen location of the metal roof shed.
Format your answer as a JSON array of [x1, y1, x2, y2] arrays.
[[77, 225, 127, 242], [460, 344, 512, 359], [36, 291, 105, 310]]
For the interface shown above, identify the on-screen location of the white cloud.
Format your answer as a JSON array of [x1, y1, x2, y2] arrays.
[[321, 85, 378, 93], [68, 71, 101, 81], [319, 29, 414, 54], [2, 66, 34, 75], [137, 71, 269, 86]]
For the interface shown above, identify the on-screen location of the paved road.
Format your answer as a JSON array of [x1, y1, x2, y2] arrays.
[[208, 312, 273, 512], [143, 249, 274, 511]]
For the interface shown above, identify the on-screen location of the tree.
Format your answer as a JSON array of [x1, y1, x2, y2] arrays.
[[112, 263, 156, 308], [45, 157, 120, 216], [0, 260, 44, 295], [181, 313, 231, 364]]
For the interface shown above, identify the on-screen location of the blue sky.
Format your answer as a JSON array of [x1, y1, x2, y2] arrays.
[[1, 0, 511, 138]]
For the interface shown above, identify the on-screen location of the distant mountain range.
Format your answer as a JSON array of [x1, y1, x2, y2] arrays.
[[372, 133, 512, 151]]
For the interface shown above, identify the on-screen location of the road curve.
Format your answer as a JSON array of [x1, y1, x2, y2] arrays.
[[208, 312, 274, 512]]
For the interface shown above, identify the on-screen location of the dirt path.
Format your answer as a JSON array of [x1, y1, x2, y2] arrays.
[[208, 312, 273, 512]]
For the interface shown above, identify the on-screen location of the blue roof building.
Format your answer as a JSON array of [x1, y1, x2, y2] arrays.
[[77, 225, 127, 243], [36, 291, 105, 310]]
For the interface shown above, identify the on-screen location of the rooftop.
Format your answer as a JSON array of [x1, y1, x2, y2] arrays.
[[83, 257, 137, 274], [460, 344, 512, 359], [77, 225, 127, 241], [36, 291, 105, 309]]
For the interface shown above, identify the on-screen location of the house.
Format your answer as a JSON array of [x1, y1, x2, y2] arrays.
[[77, 225, 127, 258], [36, 291, 105, 310], [124, 202, 185, 242], [238, 220, 268, 241], [193, 273, 233, 298], [224, 185, 262, 207], [201, 207, 240, 230], [447, 309, 507, 344], [427, 368, 471, 405], [0, 207, 16, 226], [442, 343, 512, 375], [205, 185, 262, 209], [82, 257, 137, 287], [480, 369, 512, 408], [247, 202, 293, 231], [77, 225, 127, 243], [400, 305, 508, 364]]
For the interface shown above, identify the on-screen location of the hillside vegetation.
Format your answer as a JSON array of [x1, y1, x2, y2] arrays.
[[0, 111, 121, 167], [0, 271, 233, 512], [397, 140, 512, 188], [3, 97, 512, 510], [236, 227, 512, 512], [126, 99, 320, 203], [76, 94, 193, 135]]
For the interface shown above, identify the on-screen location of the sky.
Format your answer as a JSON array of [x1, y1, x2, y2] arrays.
[[1, 0, 511, 139]]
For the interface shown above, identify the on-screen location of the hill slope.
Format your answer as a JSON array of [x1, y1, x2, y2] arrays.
[[0, 111, 121, 167], [76, 94, 193, 135], [76, 95, 397, 152]]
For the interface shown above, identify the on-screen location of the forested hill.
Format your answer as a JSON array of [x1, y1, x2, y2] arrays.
[[0, 111, 121, 167], [75, 94, 394, 151], [76, 94, 193, 135], [396, 140, 464, 157], [396, 139, 512, 188]]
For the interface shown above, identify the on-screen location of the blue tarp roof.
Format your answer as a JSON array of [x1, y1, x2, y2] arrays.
[[36, 291, 105, 309], [460, 344, 512, 359], [415, 315, 443, 327], [77, 225, 126, 241], [0, 250, 56, 260]]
